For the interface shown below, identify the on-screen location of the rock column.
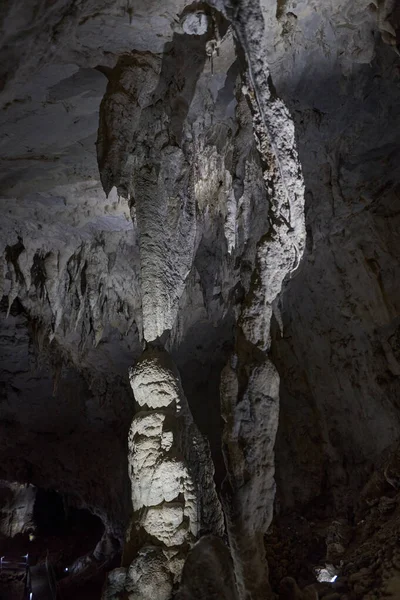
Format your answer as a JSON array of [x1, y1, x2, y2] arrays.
[[209, 0, 306, 597], [99, 3, 306, 598], [102, 346, 224, 599]]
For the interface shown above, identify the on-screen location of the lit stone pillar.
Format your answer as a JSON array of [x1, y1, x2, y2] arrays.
[[121, 346, 224, 599]]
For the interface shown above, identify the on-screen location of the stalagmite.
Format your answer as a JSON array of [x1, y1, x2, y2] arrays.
[[175, 535, 240, 600], [102, 346, 224, 598]]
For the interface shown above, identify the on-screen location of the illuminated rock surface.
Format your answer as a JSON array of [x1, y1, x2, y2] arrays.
[[0, 0, 399, 599]]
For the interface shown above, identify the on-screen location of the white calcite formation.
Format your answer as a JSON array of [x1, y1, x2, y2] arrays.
[[102, 551, 173, 600], [203, 2, 305, 597], [97, 48, 203, 343], [181, 12, 210, 36], [116, 347, 224, 598]]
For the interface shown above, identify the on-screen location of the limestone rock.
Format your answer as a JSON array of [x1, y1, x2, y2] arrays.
[[125, 547, 174, 600], [110, 346, 225, 598], [181, 12, 210, 36], [101, 567, 127, 600]]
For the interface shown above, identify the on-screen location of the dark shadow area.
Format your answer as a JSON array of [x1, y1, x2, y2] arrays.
[[0, 486, 107, 599], [33, 488, 66, 536], [173, 315, 234, 488], [33, 488, 103, 544]]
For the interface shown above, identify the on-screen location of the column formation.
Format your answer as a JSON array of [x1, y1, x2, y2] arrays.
[[123, 346, 224, 598]]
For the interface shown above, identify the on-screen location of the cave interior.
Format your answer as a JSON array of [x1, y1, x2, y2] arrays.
[[1, 1, 400, 599]]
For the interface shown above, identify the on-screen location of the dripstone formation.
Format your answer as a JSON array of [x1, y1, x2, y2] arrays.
[[98, 2, 304, 597], [0, 0, 399, 599]]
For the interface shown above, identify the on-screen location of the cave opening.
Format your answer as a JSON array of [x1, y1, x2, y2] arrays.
[[33, 488, 66, 536], [0, 484, 107, 599], [33, 488, 103, 544], [29, 488, 105, 575], [0, 486, 105, 566]]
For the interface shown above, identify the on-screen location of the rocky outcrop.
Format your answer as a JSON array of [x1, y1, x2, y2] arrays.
[[267, 439, 400, 598], [194, 2, 305, 597], [263, 0, 400, 519], [0, 481, 36, 538]]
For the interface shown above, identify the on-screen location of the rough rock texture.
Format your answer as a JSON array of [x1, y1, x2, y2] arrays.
[[260, 1, 400, 595], [113, 346, 224, 598], [97, 47, 199, 342], [97, 5, 305, 598], [220, 356, 280, 598], [0, 481, 36, 538], [265, 0, 400, 515], [0, 0, 400, 598], [204, 3, 306, 597], [265, 440, 400, 599], [337, 443, 400, 599], [175, 535, 239, 600]]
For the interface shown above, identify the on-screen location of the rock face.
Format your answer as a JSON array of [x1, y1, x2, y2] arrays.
[[0, 0, 400, 599], [265, 0, 400, 514], [0, 481, 36, 538]]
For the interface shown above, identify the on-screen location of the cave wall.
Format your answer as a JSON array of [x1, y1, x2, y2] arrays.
[[262, 0, 400, 513]]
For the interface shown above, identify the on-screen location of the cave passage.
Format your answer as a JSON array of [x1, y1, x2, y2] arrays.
[[0, 486, 105, 600]]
